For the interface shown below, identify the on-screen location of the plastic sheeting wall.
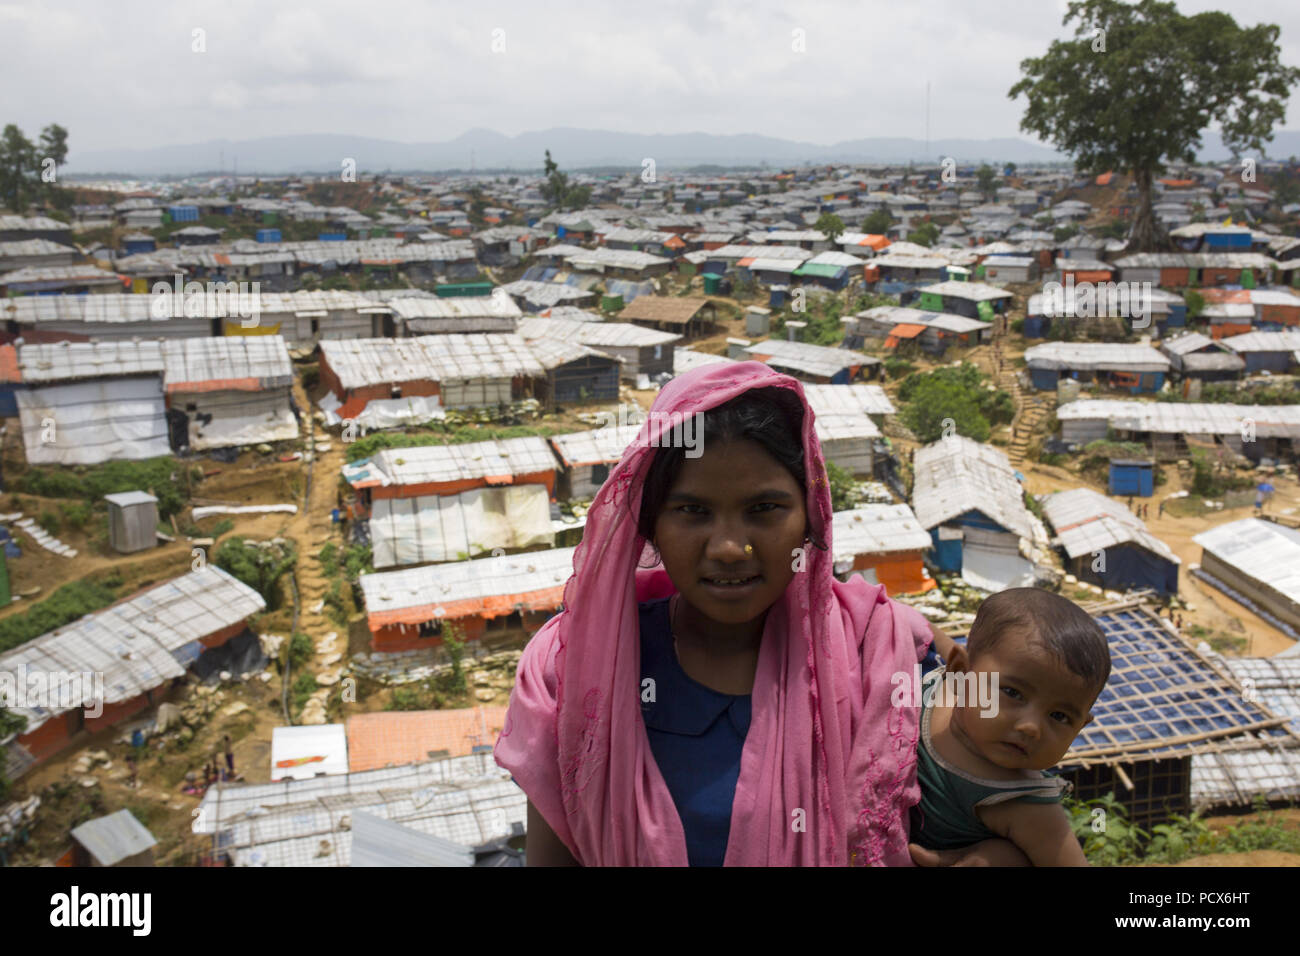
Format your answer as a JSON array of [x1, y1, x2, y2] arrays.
[[173, 387, 299, 450], [370, 484, 555, 568], [17, 377, 170, 465]]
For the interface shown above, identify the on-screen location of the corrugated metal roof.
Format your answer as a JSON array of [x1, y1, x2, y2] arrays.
[[1193, 518, 1300, 605], [389, 294, 521, 322], [912, 436, 1033, 539], [1114, 252, 1277, 269], [1041, 487, 1179, 563], [70, 809, 157, 866]]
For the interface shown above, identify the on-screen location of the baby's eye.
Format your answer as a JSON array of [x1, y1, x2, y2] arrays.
[[1001, 686, 1023, 700], [1051, 711, 1072, 725]]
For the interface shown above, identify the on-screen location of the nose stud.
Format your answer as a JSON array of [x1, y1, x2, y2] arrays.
[[744, 544, 753, 555]]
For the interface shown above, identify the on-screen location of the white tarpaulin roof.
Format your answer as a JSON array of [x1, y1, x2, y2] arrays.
[[270, 724, 350, 781], [1193, 518, 1300, 605], [1055, 400, 1300, 439], [194, 752, 524, 867], [832, 504, 931, 562], [912, 436, 1033, 539], [804, 383, 895, 416], [320, 391, 446, 429], [1042, 487, 1180, 563], [16, 377, 170, 465], [346, 437, 558, 488], [1024, 343, 1171, 372], [369, 485, 554, 568], [0, 566, 264, 733]]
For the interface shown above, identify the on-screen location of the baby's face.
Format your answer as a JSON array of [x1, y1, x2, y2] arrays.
[[954, 628, 1099, 772]]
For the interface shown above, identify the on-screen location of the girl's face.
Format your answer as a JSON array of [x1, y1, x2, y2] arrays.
[[652, 437, 809, 627]]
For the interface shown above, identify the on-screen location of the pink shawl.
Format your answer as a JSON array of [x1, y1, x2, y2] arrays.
[[494, 360, 932, 865]]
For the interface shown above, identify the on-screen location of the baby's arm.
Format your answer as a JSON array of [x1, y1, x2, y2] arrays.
[[977, 800, 1088, 866]]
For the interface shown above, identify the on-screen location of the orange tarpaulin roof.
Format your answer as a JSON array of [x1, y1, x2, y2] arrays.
[[857, 234, 890, 250], [890, 323, 927, 339], [1159, 178, 1195, 188], [664, 235, 686, 249], [736, 257, 756, 267], [0, 345, 19, 384], [346, 706, 510, 771], [1095, 172, 1114, 186]]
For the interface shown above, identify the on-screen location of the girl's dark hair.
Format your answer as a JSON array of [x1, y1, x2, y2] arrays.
[[636, 386, 820, 545]]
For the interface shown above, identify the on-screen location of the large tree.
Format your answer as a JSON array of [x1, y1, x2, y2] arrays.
[[0, 125, 38, 212], [1009, 0, 1299, 251]]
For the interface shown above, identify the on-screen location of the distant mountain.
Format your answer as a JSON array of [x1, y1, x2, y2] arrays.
[[65, 127, 1300, 176]]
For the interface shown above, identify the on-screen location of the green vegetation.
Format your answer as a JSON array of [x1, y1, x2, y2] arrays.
[[37, 509, 60, 537], [56, 501, 92, 531], [539, 150, 592, 211], [813, 212, 846, 244], [1184, 288, 1205, 319], [861, 209, 893, 235], [825, 460, 856, 513], [906, 221, 940, 248], [1067, 793, 1300, 864], [1010, 1, 1299, 251], [287, 632, 313, 670], [1, 121, 68, 212], [290, 672, 318, 714], [975, 164, 1000, 202], [1188, 624, 1248, 655], [896, 363, 1014, 443], [213, 537, 297, 610], [15, 458, 199, 519], [883, 357, 915, 379], [1190, 450, 1253, 498], [300, 364, 320, 390], [0, 573, 123, 653]]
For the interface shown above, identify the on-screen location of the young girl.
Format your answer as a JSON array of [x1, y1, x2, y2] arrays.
[[495, 361, 1021, 866]]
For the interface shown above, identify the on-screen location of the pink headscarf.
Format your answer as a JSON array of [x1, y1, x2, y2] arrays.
[[494, 360, 932, 865]]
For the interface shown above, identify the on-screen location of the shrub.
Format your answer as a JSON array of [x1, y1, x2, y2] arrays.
[[897, 364, 1012, 444], [287, 632, 313, 670], [213, 537, 297, 610], [290, 672, 318, 712], [57, 501, 92, 530], [0, 577, 121, 653], [37, 510, 60, 537], [15, 457, 192, 518], [300, 364, 320, 390]]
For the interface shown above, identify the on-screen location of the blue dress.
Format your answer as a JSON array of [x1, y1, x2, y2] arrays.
[[637, 596, 943, 867], [639, 597, 750, 867]]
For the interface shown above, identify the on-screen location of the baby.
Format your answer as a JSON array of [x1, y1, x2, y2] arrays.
[[912, 587, 1111, 866]]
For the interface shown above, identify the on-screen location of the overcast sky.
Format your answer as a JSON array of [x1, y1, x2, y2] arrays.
[[2, 0, 1298, 155]]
